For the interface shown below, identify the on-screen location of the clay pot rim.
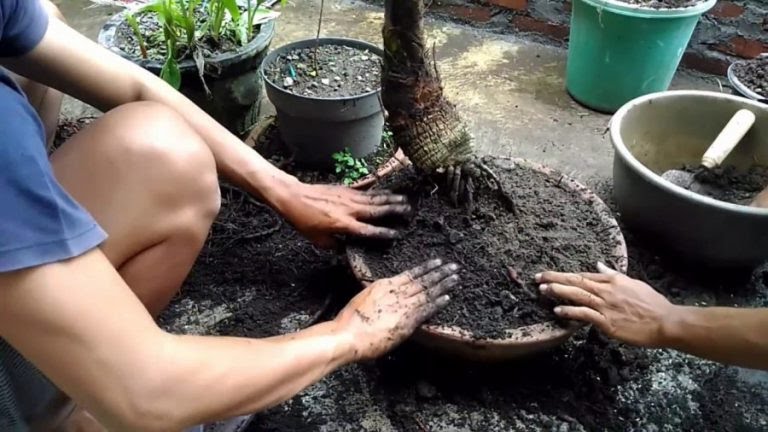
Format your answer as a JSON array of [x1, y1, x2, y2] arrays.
[[346, 156, 629, 349]]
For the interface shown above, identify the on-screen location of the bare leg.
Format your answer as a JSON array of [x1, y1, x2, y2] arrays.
[[51, 101, 221, 316]]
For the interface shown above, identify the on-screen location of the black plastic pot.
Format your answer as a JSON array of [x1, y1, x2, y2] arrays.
[[98, 12, 275, 137], [261, 38, 385, 168]]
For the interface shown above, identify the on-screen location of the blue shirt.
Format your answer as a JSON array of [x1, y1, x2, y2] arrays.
[[0, 0, 107, 430]]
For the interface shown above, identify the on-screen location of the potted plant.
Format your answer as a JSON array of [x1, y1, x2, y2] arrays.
[[95, 0, 283, 137], [565, 0, 717, 113], [260, 37, 386, 169]]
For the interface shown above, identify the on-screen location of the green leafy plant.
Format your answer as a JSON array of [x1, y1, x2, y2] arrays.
[[125, 12, 148, 59], [333, 149, 370, 186], [106, 0, 285, 89]]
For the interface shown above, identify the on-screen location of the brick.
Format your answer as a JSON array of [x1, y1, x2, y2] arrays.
[[681, 52, 729, 76], [487, 0, 528, 11], [511, 15, 570, 41], [430, 4, 494, 23], [714, 36, 768, 59], [708, 1, 744, 19]]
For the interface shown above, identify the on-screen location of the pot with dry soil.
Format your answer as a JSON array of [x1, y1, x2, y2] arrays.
[[261, 38, 386, 169], [728, 54, 768, 103], [98, 7, 275, 137], [348, 157, 628, 361]]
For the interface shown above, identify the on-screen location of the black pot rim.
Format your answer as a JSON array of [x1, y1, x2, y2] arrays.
[[727, 55, 768, 104], [261, 37, 384, 102], [97, 10, 276, 73]]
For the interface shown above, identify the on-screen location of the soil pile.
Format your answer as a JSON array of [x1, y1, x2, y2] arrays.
[[733, 56, 768, 98], [357, 158, 620, 339], [158, 185, 334, 338], [265, 45, 381, 98], [251, 179, 768, 432], [679, 165, 768, 205]]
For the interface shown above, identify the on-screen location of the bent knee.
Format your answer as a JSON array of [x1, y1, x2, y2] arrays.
[[104, 102, 220, 220]]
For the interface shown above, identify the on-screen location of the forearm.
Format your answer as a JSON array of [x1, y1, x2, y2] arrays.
[[153, 321, 354, 429], [662, 306, 768, 370]]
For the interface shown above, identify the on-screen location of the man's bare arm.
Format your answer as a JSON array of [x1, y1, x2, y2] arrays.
[[0, 250, 458, 431], [1, 19, 410, 247], [537, 264, 768, 370], [661, 306, 768, 370]]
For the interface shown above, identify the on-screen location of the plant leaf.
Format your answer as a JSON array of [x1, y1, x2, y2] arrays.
[[161, 54, 181, 89], [221, 0, 241, 21], [249, 8, 280, 25]]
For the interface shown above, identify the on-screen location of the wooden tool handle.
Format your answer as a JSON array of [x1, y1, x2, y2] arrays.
[[701, 109, 756, 169]]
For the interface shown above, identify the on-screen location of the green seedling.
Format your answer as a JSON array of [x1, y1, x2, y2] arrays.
[[118, 0, 284, 89], [333, 149, 370, 186]]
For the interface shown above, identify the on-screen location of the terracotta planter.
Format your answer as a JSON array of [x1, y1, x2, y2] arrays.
[[347, 157, 629, 362]]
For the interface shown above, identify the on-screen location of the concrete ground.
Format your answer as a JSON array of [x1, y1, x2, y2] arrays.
[[52, 1, 766, 431], [55, 0, 724, 185]]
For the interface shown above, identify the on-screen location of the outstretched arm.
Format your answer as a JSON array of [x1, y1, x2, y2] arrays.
[[1, 18, 408, 248], [0, 250, 458, 431], [537, 263, 768, 370]]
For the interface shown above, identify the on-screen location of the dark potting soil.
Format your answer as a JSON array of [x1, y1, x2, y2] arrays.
[[265, 45, 381, 98], [679, 164, 768, 205], [615, 0, 705, 8], [255, 119, 396, 184], [250, 178, 768, 432], [355, 158, 619, 339], [114, 7, 255, 62], [733, 56, 768, 98], [158, 184, 335, 338]]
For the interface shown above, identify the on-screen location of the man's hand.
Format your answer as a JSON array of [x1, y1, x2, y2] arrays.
[[335, 258, 459, 360], [536, 263, 674, 348], [277, 182, 412, 248]]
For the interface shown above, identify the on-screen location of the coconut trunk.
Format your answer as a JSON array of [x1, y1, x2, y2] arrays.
[[382, 0, 474, 172]]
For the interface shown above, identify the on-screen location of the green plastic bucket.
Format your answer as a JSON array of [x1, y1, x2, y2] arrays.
[[565, 0, 716, 113]]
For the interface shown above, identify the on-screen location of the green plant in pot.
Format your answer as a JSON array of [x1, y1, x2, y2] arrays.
[[95, 0, 284, 136]]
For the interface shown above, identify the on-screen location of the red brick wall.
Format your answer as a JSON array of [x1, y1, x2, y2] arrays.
[[425, 0, 768, 76]]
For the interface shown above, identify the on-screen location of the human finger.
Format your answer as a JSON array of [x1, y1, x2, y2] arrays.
[[389, 258, 445, 285], [414, 294, 452, 323], [553, 306, 607, 328], [345, 220, 400, 239], [353, 203, 412, 220], [356, 190, 409, 205], [540, 283, 604, 309], [535, 271, 603, 293], [597, 262, 620, 275], [424, 274, 460, 300]]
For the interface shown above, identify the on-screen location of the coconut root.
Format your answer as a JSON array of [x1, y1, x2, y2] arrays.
[[382, 0, 516, 213]]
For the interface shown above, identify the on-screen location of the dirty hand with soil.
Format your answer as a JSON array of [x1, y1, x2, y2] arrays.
[[537, 263, 768, 370], [273, 181, 411, 248], [335, 258, 459, 360]]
